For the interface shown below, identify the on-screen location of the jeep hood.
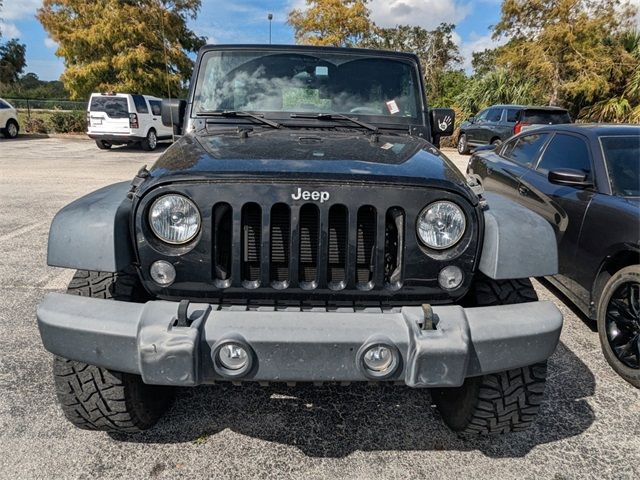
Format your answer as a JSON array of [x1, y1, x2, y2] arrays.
[[147, 129, 473, 200]]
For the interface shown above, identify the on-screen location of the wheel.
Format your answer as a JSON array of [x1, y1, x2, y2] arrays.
[[4, 119, 19, 139], [140, 129, 157, 151], [457, 133, 470, 155], [432, 273, 548, 434], [95, 139, 112, 150], [597, 265, 640, 388], [490, 138, 503, 147], [53, 270, 172, 432]]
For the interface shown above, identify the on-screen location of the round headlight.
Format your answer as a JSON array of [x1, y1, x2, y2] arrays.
[[149, 194, 201, 244], [417, 201, 466, 250]]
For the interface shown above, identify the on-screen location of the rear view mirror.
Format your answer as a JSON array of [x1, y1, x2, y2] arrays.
[[548, 169, 592, 188], [161, 99, 187, 135], [430, 108, 455, 138]]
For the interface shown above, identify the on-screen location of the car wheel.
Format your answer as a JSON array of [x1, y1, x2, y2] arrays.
[[5, 119, 19, 139], [141, 129, 157, 151], [95, 139, 112, 150], [597, 265, 640, 388], [432, 273, 547, 434], [457, 133, 470, 155], [53, 270, 172, 432]]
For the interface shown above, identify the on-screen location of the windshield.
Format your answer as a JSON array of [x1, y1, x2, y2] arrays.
[[193, 50, 422, 126], [600, 135, 640, 197], [89, 96, 129, 118]]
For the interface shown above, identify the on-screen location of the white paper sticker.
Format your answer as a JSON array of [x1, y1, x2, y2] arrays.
[[381, 143, 394, 150], [386, 100, 400, 115]]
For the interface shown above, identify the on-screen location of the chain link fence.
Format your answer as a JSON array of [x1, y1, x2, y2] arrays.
[[6, 98, 87, 118]]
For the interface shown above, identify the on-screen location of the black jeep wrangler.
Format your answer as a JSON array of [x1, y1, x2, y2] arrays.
[[37, 45, 563, 435]]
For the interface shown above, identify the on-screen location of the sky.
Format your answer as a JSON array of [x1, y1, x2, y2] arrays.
[[0, 0, 523, 82]]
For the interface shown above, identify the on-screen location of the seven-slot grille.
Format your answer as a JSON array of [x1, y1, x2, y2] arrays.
[[212, 202, 405, 291]]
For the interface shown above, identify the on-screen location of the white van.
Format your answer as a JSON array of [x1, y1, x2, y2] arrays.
[[87, 93, 173, 151], [0, 98, 19, 139]]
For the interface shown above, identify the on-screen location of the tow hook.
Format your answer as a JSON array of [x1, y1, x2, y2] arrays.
[[176, 299, 191, 327], [420, 304, 436, 330]]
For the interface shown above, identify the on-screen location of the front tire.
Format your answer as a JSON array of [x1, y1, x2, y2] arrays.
[[53, 270, 171, 432], [432, 274, 548, 434], [140, 129, 157, 151], [597, 265, 640, 388], [457, 133, 470, 155], [4, 119, 19, 138]]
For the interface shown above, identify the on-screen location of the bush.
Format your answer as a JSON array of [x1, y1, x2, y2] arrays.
[[47, 110, 86, 133], [24, 117, 48, 134]]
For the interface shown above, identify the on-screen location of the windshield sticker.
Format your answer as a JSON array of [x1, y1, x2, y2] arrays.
[[381, 143, 394, 150], [386, 100, 400, 115]]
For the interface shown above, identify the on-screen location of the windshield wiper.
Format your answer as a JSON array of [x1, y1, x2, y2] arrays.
[[290, 113, 379, 133], [197, 110, 280, 129]]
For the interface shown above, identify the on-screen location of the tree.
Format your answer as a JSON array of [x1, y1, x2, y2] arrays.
[[288, 0, 374, 47], [493, 0, 638, 114], [37, 0, 205, 99], [364, 23, 462, 101], [0, 39, 26, 85]]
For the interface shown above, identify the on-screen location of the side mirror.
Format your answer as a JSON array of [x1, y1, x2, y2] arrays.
[[161, 99, 187, 135], [548, 169, 592, 188], [430, 108, 455, 138]]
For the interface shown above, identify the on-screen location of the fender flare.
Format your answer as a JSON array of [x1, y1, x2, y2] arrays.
[[47, 182, 134, 272], [478, 192, 558, 280]]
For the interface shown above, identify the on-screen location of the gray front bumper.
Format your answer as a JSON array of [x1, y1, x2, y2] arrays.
[[37, 293, 562, 388]]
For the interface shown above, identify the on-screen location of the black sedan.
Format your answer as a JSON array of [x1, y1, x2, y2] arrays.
[[467, 124, 640, 387]]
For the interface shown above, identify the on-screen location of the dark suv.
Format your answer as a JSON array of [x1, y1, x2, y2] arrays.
[[36, 45, 563, 436], [457, 105, 571, 154]]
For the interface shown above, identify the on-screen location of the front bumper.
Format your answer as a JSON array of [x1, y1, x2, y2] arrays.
[[36, 293, 562, 388]]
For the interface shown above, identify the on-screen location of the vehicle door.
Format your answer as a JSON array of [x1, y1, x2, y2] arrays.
[[480, 131, 550, 201], [481, 107, 504, 144], [0, 99, 12, 127], [518, 132, 596, 292], [149, 100, 172, 138], [466, 108, 490, 144], [501, 108, 520, 142]]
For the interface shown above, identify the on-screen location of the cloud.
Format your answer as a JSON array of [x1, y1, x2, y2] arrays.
[[0, 0, 42, 20], [458, 32, 505, 72], [0, 20, 20, 38], [368, 0, 472, 29], [44, 37, 57, 49]]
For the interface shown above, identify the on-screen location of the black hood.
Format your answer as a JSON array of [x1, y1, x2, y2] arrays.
[[147, 129, 474, 202]]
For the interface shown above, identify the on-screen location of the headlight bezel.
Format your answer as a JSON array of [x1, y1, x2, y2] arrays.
[[149, 193, 202, 245], [416, 200, 467, 251]]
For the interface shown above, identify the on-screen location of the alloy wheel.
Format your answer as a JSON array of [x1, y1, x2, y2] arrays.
[[605, 281, 640, 369]]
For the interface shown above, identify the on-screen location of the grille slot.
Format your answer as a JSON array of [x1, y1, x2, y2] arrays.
[[270, 204, 290, 285], [356, 206, 376, 286], [327, 205, 348, 287], [241, 203, 262, 285], [384, 207, 405, 287], [213, 203, 232, 285], [299, 204, 320, 286]]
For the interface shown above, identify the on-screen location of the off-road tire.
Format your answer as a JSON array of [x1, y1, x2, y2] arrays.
[[54, 357, 172, 432], [457, 133, 470, 155], [433, 273, 547, 434], [95, 139, 112, 150], [431, 362, 548, 435], [140, 129, 157, 151], [596, 265, 640, 388], [53, 269, 171, 432]]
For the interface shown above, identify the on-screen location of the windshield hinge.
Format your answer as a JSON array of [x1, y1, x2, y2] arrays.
[[127, 165, 150, 199]]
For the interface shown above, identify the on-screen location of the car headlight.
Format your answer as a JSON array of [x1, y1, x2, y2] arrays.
[[417, 201, 466, 250], [149, 194, 201, 244]]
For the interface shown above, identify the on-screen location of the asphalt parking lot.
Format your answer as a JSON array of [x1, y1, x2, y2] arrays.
[[0, 136, 638, 479]]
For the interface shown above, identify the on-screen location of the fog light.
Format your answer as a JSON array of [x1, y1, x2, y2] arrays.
[[438, 265, 463, 290], [218, 343, 249, 371], [213, 339, 254, 378], [150, 260, 176, 286], [363, 345, 393, 372]]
